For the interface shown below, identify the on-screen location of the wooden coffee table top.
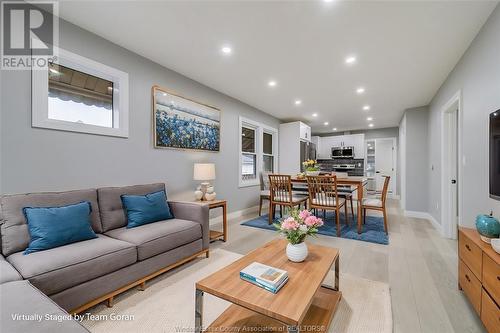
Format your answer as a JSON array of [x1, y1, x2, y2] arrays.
[[196, 238, 339, 326]]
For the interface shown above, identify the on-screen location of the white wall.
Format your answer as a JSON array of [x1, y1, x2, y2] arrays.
[[0, 17, 280, 214], [428, 4, 500, 228], [399, 107, 429, 213]]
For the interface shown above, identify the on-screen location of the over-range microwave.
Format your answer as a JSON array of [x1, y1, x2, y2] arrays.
[[331, 146, 354, 158]]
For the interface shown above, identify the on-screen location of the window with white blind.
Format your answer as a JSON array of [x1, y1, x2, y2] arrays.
[[239, 117, 278, 187]]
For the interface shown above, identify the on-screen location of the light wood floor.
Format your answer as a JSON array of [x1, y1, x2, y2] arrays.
[[209, 199, 486, 333]]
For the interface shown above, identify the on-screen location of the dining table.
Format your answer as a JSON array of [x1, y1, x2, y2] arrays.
[[290, 175, 368, 234]]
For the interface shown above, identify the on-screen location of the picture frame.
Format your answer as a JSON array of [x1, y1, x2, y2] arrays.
[[152, 85, 221, 152]]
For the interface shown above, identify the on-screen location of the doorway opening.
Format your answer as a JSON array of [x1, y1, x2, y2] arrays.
[[441, 91, 462, 239], [365, 137, 397, 197]]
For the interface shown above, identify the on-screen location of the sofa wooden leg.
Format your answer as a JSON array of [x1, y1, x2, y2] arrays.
[[106, 296, 114, 308], [138, 282, 146, 291], [205, 250, 209, 258]]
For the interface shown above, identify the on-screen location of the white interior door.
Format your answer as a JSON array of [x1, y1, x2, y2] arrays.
[[447, 108, 459, 238], [375, 138, 395, 194]]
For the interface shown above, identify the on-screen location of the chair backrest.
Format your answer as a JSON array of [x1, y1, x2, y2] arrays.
[[306, 175, 339, 208], [381, 176, 391, 206], [260, 171, 271, 191], [269, 174, 292, 204]]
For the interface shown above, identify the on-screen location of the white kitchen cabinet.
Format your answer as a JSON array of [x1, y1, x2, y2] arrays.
[[316, 134, 365, 159], [351, 134, 365, 159], [317, 136, 332, 159], [311, 136, 321, 157], [299, 122, 311, 142]]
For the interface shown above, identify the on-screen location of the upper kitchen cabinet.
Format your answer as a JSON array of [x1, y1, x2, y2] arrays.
[[299, 122, 311, 142], [314, 133, 365, 159], [311, 136, 321, 152], [344, 134, 365, 159]]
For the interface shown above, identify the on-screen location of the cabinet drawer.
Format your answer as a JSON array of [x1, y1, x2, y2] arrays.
[[483, 254, 500, 303], [459, 259, 482, 314], [459, 231, 482, 279], [481, 289, 500, 333]]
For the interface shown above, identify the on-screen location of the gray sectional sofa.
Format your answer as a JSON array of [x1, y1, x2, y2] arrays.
[[0, 183, 209, 331]]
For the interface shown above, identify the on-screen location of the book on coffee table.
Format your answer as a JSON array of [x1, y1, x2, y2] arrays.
[[240, 262, 288, 292], [240, 274, 289, 294]]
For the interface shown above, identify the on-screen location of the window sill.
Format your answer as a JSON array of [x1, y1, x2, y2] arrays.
[[239, 180, 260, 188], [32, 118, 129, 138]]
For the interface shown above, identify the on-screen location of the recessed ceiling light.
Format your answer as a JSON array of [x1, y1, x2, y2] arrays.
[[268, 80, 277, 87], [162, 92, 167, 96], [367, 117, 373, 121], [356, 87, 365, 94], [312, 113, 318, 117], [368, 123, 374, 128], [323, 0, 333, 2], [294, 100, 302, 106], [332, 127, 337, 131], [221, 46, 232, 55], [345, 56, 357, 64], [363, 105, 370, 111], [324, 122, 329, 126]]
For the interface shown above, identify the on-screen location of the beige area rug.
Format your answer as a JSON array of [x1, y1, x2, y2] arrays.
[[81, 249, 392, 333]]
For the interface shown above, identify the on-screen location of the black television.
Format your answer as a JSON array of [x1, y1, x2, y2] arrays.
[[490, 110, 500, 200]]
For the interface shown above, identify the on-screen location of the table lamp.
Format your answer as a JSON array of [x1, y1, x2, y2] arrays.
[[193, 163, 216, 201]]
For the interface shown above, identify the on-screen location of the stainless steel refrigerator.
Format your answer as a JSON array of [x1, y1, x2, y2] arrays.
[[300, 141, 317, 172]]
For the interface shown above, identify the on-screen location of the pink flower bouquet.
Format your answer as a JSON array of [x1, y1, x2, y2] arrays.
[[274, 208, 324, 245]]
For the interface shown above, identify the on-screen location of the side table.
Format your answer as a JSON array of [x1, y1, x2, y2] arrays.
[[193, 199, 227, 242]]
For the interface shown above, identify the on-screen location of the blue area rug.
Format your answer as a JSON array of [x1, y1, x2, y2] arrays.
[[241, 212, 389, 245]]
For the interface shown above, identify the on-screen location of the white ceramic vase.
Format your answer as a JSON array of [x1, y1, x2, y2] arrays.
[[305, 170, 320, 176], [286, 242, 308, 262]]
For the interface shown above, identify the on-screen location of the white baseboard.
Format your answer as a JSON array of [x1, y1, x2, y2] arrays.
[[210, 205, 259, 224], [404, 210, 442, 235]]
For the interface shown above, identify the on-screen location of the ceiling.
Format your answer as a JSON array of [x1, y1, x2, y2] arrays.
[[57, 1, 497, 133]]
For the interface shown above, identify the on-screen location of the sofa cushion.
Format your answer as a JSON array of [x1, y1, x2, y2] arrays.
[[0, 255, 22, 284], [98, 183, 165, 232], [1, 280, 89, 333], [6, 235, 137, 295], [121, 190, 174, 228], [24, 201, 97, 255], [1, 189, 102, 256], [105, 219, 201, 261]]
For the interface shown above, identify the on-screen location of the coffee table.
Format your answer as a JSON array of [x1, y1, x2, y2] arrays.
[[195, 239, 341, 333]]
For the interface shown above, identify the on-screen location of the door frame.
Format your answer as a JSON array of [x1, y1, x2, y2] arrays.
[[440, 90, 462, 239], [365, 137, 398, 197]]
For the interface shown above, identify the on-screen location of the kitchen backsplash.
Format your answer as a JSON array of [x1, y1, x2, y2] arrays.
[[317, 158, 365, 176]]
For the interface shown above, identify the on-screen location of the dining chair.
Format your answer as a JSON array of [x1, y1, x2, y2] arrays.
[[306, 175, 349, 236], [361, 175, 390, 234], [259, 171, 271, 216], [332, 172, 355, 223], [268, 174, 308, 225]]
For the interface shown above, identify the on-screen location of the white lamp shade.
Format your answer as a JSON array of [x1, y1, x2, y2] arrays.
[[193, 163, 216, 181]]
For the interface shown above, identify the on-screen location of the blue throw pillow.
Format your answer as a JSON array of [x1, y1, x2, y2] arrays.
[[121, 190, 174, 228], [23, 201, 97, 255]]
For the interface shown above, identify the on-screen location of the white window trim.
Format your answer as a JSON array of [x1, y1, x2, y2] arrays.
[[32, 46, 129, 138], [238, 116, 278, 188]]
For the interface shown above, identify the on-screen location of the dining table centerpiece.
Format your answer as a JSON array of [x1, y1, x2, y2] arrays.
[[274, 209, 324, 262], [303, 159, 320, 176]]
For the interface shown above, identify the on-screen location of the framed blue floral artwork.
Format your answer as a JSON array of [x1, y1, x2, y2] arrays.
[[152, 86, 220, 151]]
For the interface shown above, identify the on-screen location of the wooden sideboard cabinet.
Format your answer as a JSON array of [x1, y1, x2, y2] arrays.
[[458, 227, 500, 333]]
